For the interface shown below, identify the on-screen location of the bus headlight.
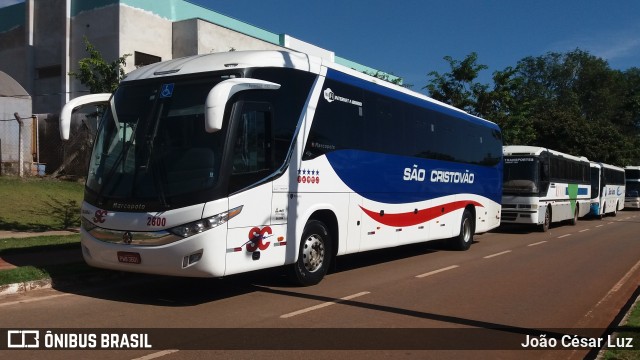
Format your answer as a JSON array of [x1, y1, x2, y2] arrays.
[[168, 206, 243, 238]]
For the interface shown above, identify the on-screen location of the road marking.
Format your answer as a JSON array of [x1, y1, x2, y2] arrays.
[[280, 291, 370, 319], [579, 229, 590, 233], [132, 350, 180, 360], [484, 250, 512, 259], [0, 293, 71, 308], [581, 258, 640, 325], [596, 225, 603, 228], [416, 265, 459, 278], [528, 241, 547, 247], [557, 234, 572, 238]]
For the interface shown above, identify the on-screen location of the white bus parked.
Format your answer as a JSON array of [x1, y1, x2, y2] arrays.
[[502, 146, 591, 231], [589, 162, 625, 218], [60, 50, 503, 285], [625, 166, 640, 209]]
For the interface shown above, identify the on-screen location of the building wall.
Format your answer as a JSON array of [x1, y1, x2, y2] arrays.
[[0, 3, 27, 91], [0, 0, 399, 116], [31, 0, 65, 114], [69, 4, 119, 100], [173, 18, 283, 58], [119, 4, 173, 73]]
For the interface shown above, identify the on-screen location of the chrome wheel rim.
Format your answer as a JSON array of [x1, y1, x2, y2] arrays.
[[302, 234, 325, 273], [462, 218, 471, 243]]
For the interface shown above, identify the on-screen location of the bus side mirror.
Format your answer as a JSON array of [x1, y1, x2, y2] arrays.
[[204, 78, 280, 133], [59, 93, 111, 140]]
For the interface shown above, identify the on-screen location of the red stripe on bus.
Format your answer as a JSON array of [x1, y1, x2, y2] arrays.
[[359, 201, 483, 227]]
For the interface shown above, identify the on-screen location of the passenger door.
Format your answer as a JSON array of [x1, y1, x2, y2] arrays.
[[225, 102, 285, 275]]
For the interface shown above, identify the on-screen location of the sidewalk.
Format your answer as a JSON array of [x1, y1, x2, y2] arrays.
[[0, 229, 81, 270], [0, 229, 85, 296]]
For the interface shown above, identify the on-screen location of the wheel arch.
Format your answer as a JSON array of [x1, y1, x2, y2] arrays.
[[465, 204, 477, 233], [308, 209, 339, 261]]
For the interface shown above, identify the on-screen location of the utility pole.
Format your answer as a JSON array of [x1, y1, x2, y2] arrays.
[[14, 112, 24, 177]]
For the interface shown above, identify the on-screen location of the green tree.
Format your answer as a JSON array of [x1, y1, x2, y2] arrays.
[[479, 66, 536, 145], [510, 49, 639, 165], [424, 52, 488, 113], [68, 37, 131, 93], [364, 70, 408, 87], [423, 49, 640, 164]]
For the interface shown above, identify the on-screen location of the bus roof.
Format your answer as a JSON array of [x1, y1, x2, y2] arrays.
[[122, 50, 499, 130], [591, 161, 625, 172], [503, 145, 589, 163]]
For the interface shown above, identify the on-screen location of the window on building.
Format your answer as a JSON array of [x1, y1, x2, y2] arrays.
[[134, 51, 161, 67], [37, 65, 62, 79]]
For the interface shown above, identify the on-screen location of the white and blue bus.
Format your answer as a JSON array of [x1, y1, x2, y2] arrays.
[[589, 162, 625, 217], [60, 50, 502, 285], [502, 146, 591, 231], [625, 166, 640, 209]]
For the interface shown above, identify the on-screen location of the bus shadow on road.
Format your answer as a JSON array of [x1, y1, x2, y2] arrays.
[[60, 239, 469, 306]]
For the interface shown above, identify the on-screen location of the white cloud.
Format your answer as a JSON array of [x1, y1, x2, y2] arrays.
[[549, 25, 640, 66], [0, 0, 24, 8]]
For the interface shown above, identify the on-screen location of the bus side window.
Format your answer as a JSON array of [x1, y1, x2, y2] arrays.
[[229, 102, 273, 193]]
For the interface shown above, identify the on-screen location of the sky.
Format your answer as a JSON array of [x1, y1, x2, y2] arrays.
[[1, 0, 639, 92], [191, 0, 640, 91]]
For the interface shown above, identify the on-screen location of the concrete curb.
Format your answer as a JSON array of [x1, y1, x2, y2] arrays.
[[0, 278, 52, 297]]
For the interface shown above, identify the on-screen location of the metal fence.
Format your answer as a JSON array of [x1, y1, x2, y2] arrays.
[[0, 113, 94, 178]]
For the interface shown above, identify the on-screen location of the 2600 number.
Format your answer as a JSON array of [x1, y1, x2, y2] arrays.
[[147, 216, 167, 227]]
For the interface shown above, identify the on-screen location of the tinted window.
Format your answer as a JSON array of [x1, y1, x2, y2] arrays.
[[303, 77, 502, 167], [303, 79, 364, 160]]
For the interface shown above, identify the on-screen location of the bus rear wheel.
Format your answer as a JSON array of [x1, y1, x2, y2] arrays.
[[288, 220, 332, 286], [569, 205, 578, 225], [450, 209, 473, 251]]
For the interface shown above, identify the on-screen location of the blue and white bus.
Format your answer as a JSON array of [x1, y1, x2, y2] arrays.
[[589, 162, 625, 217], [625, 166, 640, 209], [502, 146, 591, 231], [60, 50, 502, 285]]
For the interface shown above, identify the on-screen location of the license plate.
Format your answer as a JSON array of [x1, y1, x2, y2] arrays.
[[117, 251, 141, 264]]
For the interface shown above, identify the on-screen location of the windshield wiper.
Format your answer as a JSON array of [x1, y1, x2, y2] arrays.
[[95, 113, 140, 206]]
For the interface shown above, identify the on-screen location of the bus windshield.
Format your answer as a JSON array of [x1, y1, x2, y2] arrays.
[[503, 156, 540, 195], [86, 77, 229, 208], [626, 181, 640, 197]]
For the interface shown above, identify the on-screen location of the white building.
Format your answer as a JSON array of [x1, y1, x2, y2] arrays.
[[0, 0, 399, 115]]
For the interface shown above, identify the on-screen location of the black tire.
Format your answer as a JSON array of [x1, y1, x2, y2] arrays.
[[288, 220, 332, 286], [612, 202, 618, 217], [569, 205, 578, 226], [450, 209, 474, 251], [540, 206, 550, 232]]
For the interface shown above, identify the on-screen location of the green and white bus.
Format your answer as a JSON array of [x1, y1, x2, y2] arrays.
[[502, 146, 591, 231]]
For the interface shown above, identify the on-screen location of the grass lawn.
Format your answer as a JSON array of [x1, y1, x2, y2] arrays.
[[0, 234, 85, 286], [603, 300, 640, 359], [0, 176, 84, 231]]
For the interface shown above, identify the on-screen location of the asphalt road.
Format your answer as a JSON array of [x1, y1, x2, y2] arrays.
[[1, 211, 640, 360]]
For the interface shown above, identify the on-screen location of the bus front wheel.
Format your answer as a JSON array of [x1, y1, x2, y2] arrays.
[[289, 220, 332, 286], [540, 207, 550, 232]]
